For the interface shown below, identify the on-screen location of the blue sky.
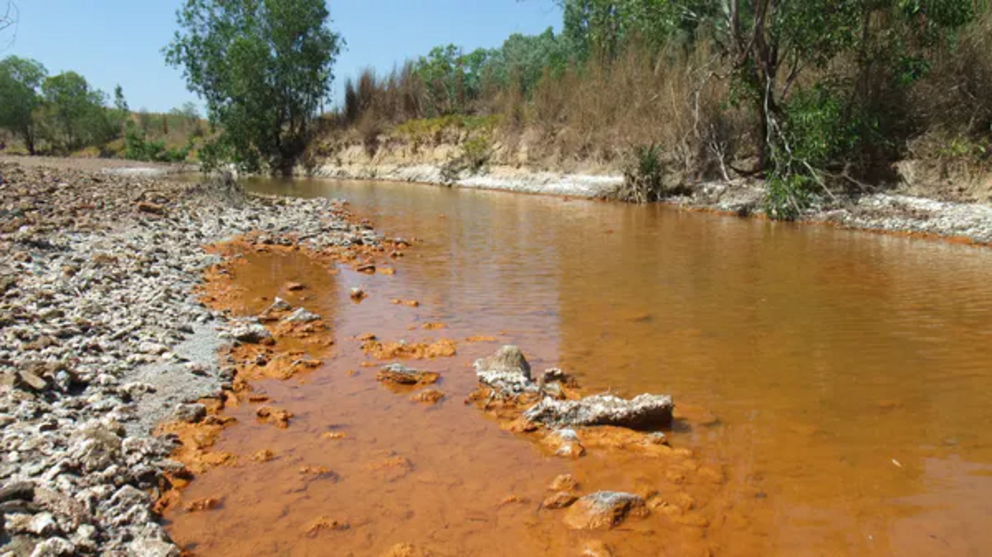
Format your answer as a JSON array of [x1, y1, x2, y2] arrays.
[[4, 0, 562, 113]]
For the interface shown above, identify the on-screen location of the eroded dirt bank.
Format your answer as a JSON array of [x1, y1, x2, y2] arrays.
[[306, 141, 992, 246], [0, 160, 379, 555]]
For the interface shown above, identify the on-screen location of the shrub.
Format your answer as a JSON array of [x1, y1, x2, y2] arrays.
[[611, 144, 690, 203]]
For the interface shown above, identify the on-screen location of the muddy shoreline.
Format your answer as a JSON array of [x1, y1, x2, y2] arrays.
[[0, 160, 378, 556], [309, 162, 992, 246]]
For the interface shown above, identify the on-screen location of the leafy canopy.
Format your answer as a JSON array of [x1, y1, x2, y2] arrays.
[[165, 0, 343, 173], [40, 71, 113, 152], [0, 55, 46, 153]]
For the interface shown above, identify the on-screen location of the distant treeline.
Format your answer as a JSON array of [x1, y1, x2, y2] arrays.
[[0, 56, 205, 162], [336, 0, 992, 216]]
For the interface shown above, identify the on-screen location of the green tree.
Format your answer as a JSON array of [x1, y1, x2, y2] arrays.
[[415, 45, 487, 116], [717, 0, 977, 217], [40, 71, 110, 152], [560, 0, 699, 60], [0, 55, 46, 154], [484, 28, 573, 95], [165, 0, 343, 173]]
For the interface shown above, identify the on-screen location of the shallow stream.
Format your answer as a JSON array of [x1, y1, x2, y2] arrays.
[[165, 178, 992, 556]]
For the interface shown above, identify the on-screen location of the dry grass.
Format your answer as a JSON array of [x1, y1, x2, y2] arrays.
[[527, 40, 748, 180]]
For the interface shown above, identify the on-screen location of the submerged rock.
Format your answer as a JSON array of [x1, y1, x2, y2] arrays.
[[377, 364, 440, 386], [410, 388, 445, 404], [542, 491, 579, 509], [524, 393, 674, 428], [563, 491, 649, 530]]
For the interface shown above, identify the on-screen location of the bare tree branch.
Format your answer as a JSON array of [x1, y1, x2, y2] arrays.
[[0, 1, 19, 51]]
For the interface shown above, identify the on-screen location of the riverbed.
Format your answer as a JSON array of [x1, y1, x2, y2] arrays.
[[165, 176, 992, 557]]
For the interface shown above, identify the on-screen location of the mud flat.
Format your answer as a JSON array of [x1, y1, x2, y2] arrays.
[[0, 161, 378, 556]]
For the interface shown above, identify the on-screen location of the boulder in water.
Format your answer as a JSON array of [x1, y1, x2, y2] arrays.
[[474, 345, 535, 396]]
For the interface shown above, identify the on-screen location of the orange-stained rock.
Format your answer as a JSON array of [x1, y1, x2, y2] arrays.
[[549, 474, 579, 492], [184, 497, 221, 513], [498, 495, 529, 507], [542, 492, 579, 509], [411, 388, 445, 404], [422, 322, 446, 330], [303, 516, 350, 537], [362, 338, 457, 360], [368, 455, 414, 482], [582, 540, 613, 557], [256, 406, 293, 428], [379, 543, 432, 557], [503, 417, 539, 433], [391, 298, 420, 307], [299, 465, 339, 481], [251, 449, 275, 462], [465, 335, 497, 342], [563, 492, 649, 530]]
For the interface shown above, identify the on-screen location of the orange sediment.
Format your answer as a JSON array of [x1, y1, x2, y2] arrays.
[[157, 232, 775, 557]]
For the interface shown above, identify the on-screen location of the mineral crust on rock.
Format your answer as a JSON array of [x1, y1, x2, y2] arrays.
[[377, 364, 440, 385], [563, 491, 649, 530], [524, 393, 674, 428], [473, 345, 535, 396]]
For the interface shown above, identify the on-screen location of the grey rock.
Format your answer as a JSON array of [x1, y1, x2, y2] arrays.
[[474, 345, 534, 395], [128, 536, 181, 557], [0, 482, 35, 503], [524, 393, 674, 428], [171, 403, 206, 424], [24, 512, 59, 536], [377, 364, 439, 386], [282, 307, 320, 323], [15, 370, 48, 392], [230, 322, 271, 344], [28, 537, 75, 557], [68, 422, 122, 473]]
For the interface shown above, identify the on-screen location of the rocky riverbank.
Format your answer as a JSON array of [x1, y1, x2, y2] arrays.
[[0, 161, 377, 556]]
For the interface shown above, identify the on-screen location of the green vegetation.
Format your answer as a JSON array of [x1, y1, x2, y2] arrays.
[[0, 56, 46, 154], [166, 0, 343, 174], [332, 0, 991, 218], [0, 55, 204, 161]]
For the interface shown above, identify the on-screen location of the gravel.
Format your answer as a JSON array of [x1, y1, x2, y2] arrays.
[[0, 161, 379, 556]]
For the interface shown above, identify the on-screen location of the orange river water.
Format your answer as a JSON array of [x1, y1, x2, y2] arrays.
[[163, 178, 992, 557]]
